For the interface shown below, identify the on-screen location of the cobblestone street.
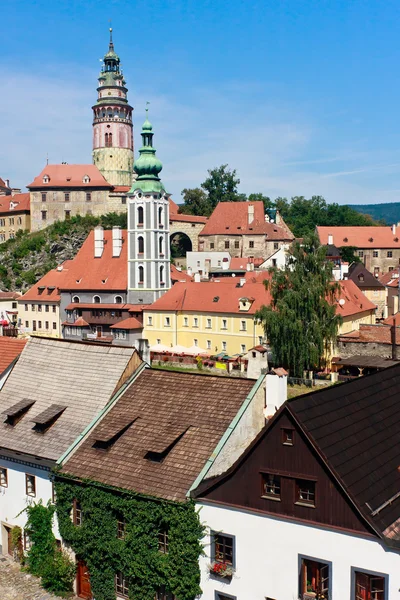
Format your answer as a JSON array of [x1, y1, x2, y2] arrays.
[[0, 556, 77, 600]]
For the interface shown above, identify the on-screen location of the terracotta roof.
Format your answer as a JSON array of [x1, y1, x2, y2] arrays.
[[170, 264, 192, 283], [27, 165, 112, 189], [20, 261, 73, 302], [0, 193, 30, 215], [0, 337, 27, 375], [111, 186, 130, 193], [60, 369, 257, 501], [169, 198, 179, 214], [317, 226, 400, 249], [200, 201, 294, 239], [0, 292, 22, 300], [288, 366, 400, 536], [0, 337, 141, 461], [347, 263, 385, 289], [145, 279, 272, 315], [338, 323, 398, 345], [109, 316, 143, 330], [379, 271, 399, 288], [383, 313, 400, 326], [334, 279, 377, 317], [229, 257, 264, 270], [170, 213, 208, 224], [61, 317, 89, 327], [60, 230, 127, 291]]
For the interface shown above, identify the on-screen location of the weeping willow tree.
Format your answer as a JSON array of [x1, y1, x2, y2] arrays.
[[255, 235, 342, 377]]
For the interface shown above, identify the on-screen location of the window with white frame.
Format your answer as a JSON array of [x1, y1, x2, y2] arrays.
[[164, 317, 171, 327], [240, 320, 246, 331], [194, 339, 198, 346], [183, 317, 188, 326], [240, 344, 246, 353], [113, 329, 127, 340], [193, 317, 198, 327], [147, 316, 153, 326], [221, 319, 227, 330], [114, 295, 123, 304], [206, 318, 212, 328], [93, 295, 101, 304], [0, 467, 8, 487], [207, 340, 211, 349]]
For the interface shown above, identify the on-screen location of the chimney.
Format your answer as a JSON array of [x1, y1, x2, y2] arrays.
[[112, 226, 122, 257], [391, 319, 397, 360], [264, 368, 288, 418], [328, 234, 333, 245], [393, 224, 397, 236], [364, 253, 371, 271], [94, 225, 104, 258], [194, 273, 201, 283], [239, 277, 246, 287], [248, 204, 255, 225], [5, 179, 10, 189]]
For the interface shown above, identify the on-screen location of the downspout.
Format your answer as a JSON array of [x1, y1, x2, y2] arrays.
[[187, 374, 265, 497], [57, 361, 147, 466]]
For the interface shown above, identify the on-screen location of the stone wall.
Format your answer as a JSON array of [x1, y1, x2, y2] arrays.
[[361, 249, 400, 274], [170, 220, 204, 252], [92, 146, 133, 187], [198, 234, 286, 258], [337, 340, 397, 358]]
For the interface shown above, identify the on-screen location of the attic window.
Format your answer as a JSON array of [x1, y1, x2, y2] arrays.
[[369, 237, 373, 242], [66, 177, 71, 182], [144, 425, 189, 463], [225, 226, 229, 230], [359, 274, 364, 282], [83, 175, 91, 184], [31, 404, 66, 433], [3, 398, 36, 426], [237, 226, 241, 230], [101, 279, 108, 284], [92, 417, 137, 450], [37, 286, 45, 295], [43, 175, 50, 184], [213, 296, 220, 302], [343, 237, 348, 242], [47, 286, 55, 293]]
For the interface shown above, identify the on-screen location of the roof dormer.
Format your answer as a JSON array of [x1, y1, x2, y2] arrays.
[[43, 174, 50, 184], [239, 297, 254, 311], [83, 175, 91, 184]]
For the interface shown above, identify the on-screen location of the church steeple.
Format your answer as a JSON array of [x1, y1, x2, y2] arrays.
[[92, 29, 134, 187], [127, 110, 171, 304]]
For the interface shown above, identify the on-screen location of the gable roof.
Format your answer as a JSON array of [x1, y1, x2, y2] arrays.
[[347, 262, 385, 289], [60, 369, 257, 501], [379, 271, 399, 288], [0, 337, 27, 376], [20, 261, 73, 302], [317, 226, 400, 249], [200, 201, 294, 239], [338, 323, 399, 345], [27, 165, 112, 189], [335, 279, 377, 317], [0, 337, 140, 461], [0, 193, 30, 215]]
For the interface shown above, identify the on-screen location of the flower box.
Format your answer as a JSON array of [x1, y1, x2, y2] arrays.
[[209, 562, 235, 579]]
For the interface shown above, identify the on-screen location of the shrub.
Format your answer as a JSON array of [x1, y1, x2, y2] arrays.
[[41, 549, 76, 593]]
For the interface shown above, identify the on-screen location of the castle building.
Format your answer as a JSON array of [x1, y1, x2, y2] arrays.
[[92, 28, 134, 187], [127, 112, 171, 304]]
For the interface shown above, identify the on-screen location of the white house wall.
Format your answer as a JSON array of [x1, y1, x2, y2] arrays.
[[198, 501, 400, 600]]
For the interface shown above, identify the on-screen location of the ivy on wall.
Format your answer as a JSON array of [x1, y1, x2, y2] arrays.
[[55, 477, 204, 600]]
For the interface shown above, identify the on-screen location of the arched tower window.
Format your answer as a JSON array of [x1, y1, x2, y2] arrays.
[[114, 295, 123, 304], [105, 133, 113, 148], [138, 236, 144, 254], [72, 296, 80, 303], [158, 207, 163, 225], [93, 295, 101, 304], [160, 265, 164, 284], [138, 266, 144, 284], [159, 236, 163, 255], [137, 206, 144, 226]]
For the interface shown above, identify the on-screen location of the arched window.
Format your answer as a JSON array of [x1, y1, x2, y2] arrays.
[[114, 295, 123, 304], [72, 296, 80, 303], [105, 133, 109, 147], [158, 207, 163, 225], [160, 265, 164, 284], [105, 133, 112, 147], [159, 236, 163, 255], [137, 206, 144, 226], [93, 295, 101, 304], [138, 236, 144, 254], [138, 266, 144, 284]]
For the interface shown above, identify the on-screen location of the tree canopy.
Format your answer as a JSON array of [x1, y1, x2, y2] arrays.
[[179, 165, 243, 216], [255, 235, 342, 377]]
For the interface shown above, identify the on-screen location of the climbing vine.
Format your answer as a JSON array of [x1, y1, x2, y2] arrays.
[[55, 476, 204, 600]]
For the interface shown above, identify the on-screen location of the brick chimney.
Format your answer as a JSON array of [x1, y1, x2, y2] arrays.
[[248, 204, 255, 225], [112, 226, 122, 257], [94, 225, 104, 258]]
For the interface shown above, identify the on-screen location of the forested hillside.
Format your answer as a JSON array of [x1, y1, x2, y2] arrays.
[[351, 202, 400, 225]]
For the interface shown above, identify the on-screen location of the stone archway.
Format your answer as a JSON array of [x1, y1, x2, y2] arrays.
[[170, 231, 193, 259], [169, 219, 205, 252]]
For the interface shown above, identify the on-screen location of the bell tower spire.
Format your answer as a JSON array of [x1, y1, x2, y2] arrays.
[[92, 29, 134, 187]]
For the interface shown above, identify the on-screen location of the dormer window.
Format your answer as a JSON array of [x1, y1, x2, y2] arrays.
[[43, 175, 50, 184], [83, 175, 91, 184]]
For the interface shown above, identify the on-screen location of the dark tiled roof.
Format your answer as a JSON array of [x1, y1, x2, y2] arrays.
[[61, 369, 256, 502], [348, 262, 385, 289], [288, 366, 400, 537]]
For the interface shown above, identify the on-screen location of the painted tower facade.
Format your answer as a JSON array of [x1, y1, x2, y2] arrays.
[[127, 112, 171, 304], [92, 29, 134, 186]]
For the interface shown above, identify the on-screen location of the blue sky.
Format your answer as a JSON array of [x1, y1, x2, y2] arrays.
[[2, 0, 400, 204]]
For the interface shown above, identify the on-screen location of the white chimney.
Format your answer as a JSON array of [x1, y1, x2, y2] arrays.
[[248, 204, 255, 225], [5, 179, 10, 188], [264, 368, 288, 418], [194, 273, 201, 283], [187, 266, 192, 276], [112, 226, 122, 257], [94, 225, 104, 258], [239, 277, 246, 287], [392, 224, 396, 235], [328, 234, 333, 245]]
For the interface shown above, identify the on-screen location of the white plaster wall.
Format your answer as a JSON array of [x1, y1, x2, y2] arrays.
[[0, 457, 60, 554], [198, 501, 400, 600]]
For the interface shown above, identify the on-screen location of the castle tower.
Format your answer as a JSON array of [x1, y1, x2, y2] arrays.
[[92, 29, 134, 186], [127, 110, 171, 304]]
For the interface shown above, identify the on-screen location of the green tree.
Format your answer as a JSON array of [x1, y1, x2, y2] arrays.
[[202, 164, 241, 211], [255, 235, 342, 377], [179, 188, 210, 216], [247, 193, 274, 212]]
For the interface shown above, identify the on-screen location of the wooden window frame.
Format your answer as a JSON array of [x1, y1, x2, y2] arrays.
[[115, 571, 129, 598], [117, 516, 126, 540], [261, 473, 281, 501], [295, 479, 316, 507], [25, 474, 36, 497], [282, 427, 294, 446], [351, 567, 388, 600], [73, 499, 82, 526], [211, 531, 235, 568], [158, 529, 169, 554], [86, 192, 91, 202], [299, 554, 331, 600], [387, 251, 393, 258], [0, 466, 8, 487]]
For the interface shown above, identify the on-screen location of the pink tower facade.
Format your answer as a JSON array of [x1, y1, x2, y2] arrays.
[[92, 29, 134, 187]]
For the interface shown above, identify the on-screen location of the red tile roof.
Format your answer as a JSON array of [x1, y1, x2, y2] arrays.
[[170, 213, 208, 224], [200, 201, 294, 238], [229, 257, 264, 270], [0, 193, 30, 215], [27, 165, 112, 189], [383, 313, 400, 326], [20, 261, 73, 301], [109, 316, 143, 330], [111, 186, 130, 193], [338, 323, 397, 345], [62, 317, 89, 327], [335, 279, 377, 317], [0, 292, 22, 300], [170, 264, 192, 283], [169, 198, 179, 214], [317, 226, 400, 249], [0, 337, 27, 375], [379, 271, 400, 288]]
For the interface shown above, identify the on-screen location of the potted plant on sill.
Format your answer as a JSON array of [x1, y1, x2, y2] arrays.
[[209, 561, 235, 579]]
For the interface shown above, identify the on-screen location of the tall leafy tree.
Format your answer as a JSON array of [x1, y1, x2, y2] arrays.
[[179, 188, 210, 216], [180, 165, 242, 216], [255, 235, 342, 377]]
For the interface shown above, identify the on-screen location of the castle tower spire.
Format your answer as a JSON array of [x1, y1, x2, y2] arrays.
[[127, 111, 171, 304], [92, 29, 134, 186]]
